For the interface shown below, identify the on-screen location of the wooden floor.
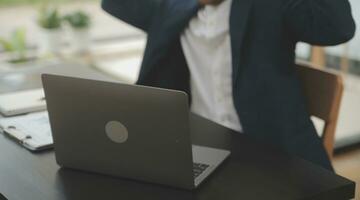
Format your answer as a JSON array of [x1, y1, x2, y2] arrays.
[[333, 144, 360, 200]]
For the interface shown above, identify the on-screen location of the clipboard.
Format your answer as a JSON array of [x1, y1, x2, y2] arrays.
[[0, 112, 53, 151]]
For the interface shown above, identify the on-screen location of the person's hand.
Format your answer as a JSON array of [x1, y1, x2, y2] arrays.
[[198, 0, 225, 6]]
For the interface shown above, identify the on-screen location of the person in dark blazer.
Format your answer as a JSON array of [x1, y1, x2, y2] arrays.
[[101, 0, 356, 170]]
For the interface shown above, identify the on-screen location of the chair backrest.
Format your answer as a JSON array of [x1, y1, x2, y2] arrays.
[[296, 60, 344, 160]]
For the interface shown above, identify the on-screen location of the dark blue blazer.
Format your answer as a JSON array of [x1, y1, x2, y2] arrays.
[[102, 0, 356, 170]]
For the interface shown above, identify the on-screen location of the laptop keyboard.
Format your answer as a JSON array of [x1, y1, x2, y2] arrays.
[[193, 163, 210, 178]]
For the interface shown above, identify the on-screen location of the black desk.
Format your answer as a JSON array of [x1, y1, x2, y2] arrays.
[[0, 64, 356, 200]]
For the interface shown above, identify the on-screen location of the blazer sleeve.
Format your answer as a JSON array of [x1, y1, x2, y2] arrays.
[[101, 0, 163, 32], [283, 0, 356, 46]]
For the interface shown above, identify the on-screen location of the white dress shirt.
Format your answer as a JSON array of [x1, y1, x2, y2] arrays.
[[180, 0, 242, 132]]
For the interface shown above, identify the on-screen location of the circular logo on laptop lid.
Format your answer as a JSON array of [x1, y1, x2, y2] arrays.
[[105, 121, 129, 143]]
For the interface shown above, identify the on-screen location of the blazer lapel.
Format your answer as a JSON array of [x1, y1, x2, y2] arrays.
[[230, 0, 253, 86]]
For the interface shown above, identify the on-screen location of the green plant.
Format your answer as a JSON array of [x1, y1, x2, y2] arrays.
[[0, 28, 28, 63], [63, 11, 91, 29], [37, 5, 62, 29]]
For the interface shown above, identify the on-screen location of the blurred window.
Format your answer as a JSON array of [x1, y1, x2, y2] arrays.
[[0, 0, 143, 51]]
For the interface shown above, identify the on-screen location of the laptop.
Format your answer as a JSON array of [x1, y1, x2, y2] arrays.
[[42, 74, 230, 190]]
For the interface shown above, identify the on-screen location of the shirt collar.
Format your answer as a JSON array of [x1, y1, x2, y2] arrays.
[[188, 0, 232, 39]]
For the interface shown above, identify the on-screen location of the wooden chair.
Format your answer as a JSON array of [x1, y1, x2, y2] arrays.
[[296, 60, 344, 160]]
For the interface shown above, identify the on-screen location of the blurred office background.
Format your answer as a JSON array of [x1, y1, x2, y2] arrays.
[[0, 0, 359, 199]]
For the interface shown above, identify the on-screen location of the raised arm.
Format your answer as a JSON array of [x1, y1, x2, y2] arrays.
[[101, 0, 163, 32], [283, 0, 356, 46]]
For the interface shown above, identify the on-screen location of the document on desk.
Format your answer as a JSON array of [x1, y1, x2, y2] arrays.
[[0, 88, 47, 116], [0, 111, 53, 151]]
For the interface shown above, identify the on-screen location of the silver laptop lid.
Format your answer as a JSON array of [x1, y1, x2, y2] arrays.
[[42, 74, 195, 189]]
